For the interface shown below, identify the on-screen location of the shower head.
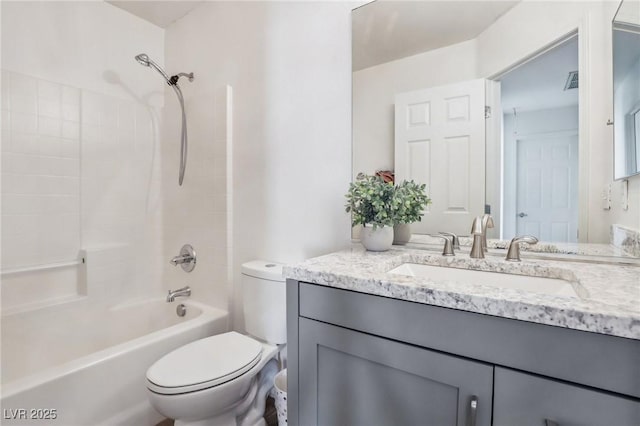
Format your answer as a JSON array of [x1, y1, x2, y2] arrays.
[[134, 53, 172, 85], [134, 53, 150, 66]]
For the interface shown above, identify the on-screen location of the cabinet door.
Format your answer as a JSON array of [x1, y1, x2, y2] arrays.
[[493, 367, 640, 426], [298, 318, 493, 426]]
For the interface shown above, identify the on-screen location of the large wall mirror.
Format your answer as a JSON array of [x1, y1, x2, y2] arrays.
[[613, 0, 640, 179], [352, 0, 602, 245]]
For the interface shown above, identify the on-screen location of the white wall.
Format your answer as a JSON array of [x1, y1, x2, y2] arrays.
[[1, 1, 165, 311], [165, 1, 353, 330], [352, 39, 477, 178], [1, 1, 164, 107]]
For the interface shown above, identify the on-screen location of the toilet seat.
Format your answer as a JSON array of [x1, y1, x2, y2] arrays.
[[147, 332, 263, 395]]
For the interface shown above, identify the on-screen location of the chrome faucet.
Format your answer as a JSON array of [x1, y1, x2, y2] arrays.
[[481, 214, 494, 253], [166, 286, 191, 302], [469, 216, 484, 259], [505, 236, 539, 262]]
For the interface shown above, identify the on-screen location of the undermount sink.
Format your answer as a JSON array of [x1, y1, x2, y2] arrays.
[[387, 263, 578, 298]]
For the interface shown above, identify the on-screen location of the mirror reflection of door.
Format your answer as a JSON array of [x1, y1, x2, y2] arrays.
[[498, 36, 579, 243], [516, 133, 579, 242], [394, 79, 486, 235]]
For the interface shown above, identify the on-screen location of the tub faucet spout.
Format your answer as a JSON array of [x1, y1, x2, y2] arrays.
[[166, 286, 191, 302]]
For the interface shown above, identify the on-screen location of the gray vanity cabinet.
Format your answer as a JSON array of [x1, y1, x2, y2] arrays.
[[298, 317, 493, 426], [287, 280, 640, 426], [493, 368, 640, 426]]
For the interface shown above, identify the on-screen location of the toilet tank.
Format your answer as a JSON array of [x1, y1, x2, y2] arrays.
[[241, 260, 286, 344]]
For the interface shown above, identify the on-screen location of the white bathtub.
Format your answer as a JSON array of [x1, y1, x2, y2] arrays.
[[1, 298, 228, 425]]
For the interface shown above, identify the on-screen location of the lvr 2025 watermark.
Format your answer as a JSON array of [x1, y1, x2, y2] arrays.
[[3, 408, 58, 420]]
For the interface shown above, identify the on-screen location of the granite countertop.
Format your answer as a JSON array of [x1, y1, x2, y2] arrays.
[[283, 245, 640, 340]]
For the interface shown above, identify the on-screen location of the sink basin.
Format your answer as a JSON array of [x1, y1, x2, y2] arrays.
[[388, 263, 578, 298]]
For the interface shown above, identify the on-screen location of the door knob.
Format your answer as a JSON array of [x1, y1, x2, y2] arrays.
[[517, 212, 528, 218]]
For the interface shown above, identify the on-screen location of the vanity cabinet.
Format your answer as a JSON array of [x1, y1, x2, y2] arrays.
[[493, 368, 640, 426], [287, 280, 640, 426], [298, 318, 493, 426]]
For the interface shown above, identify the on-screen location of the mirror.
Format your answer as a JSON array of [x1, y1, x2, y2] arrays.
[[352, 0, 610, 249], [613, 0, 640, 179]]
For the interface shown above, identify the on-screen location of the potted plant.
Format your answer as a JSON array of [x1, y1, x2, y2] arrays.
[[391, 180, 431, 245], [345, 173, 395, 251]]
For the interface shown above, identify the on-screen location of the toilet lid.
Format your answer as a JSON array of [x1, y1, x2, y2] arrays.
[[146, 332, 262, 395]]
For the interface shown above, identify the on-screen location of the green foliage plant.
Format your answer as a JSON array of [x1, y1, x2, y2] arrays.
[[345, 173, 395, 229], [392, 180, 431, 225]]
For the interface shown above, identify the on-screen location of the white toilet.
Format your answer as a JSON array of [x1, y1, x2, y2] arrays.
[[146, 261, 286, 426]]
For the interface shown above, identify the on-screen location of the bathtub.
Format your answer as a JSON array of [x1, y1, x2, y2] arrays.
[[1, 298, 228, 425]]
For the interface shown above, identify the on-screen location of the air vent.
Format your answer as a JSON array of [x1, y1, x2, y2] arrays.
[[564, 71, 579, 90]]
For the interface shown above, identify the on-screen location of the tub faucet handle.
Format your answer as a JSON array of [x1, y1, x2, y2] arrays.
[[170, 244, 196, 272]]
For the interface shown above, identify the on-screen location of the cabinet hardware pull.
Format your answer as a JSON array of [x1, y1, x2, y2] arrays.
[[544, 420, 559, 426], [468, 395, 478, 426]]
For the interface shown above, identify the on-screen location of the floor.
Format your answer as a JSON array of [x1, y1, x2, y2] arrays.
[[155, 396, 279, 426]]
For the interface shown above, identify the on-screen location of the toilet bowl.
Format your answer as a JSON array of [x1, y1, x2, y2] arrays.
[[146, 261, 286, 426]]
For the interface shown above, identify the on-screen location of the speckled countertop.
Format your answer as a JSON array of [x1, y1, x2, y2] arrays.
[[283, 245, 640, 340]]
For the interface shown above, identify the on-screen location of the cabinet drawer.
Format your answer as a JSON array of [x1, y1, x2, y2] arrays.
[[493, 367, 640, 426]]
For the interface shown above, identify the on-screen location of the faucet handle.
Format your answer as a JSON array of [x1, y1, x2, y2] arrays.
[[505, 235, 539, 262], [439, 232, 460, 250], [170, 244, 196, 272], [429, 234, 455, 256]]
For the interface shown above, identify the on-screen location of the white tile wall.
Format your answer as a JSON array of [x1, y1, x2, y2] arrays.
[[2, 70, 164, 309], [1, 1, 166, 313], [1, 70, 81, 269], [159, 89, 229, 310]]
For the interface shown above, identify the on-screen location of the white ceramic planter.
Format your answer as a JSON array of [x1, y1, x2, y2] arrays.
[[360, 225, 393, 252], [393, 223, 412, 245]]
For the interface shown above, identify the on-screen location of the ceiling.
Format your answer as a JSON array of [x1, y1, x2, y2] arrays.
[[352, 0, 519, 71], [501, 37, 579, 114], [107, 0, 203, 28]]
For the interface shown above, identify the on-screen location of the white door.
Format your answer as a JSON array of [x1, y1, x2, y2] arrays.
[[395, 79, 486, 235], [516, 132, 579, 242]]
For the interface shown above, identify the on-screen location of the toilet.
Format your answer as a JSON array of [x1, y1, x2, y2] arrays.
[[146, 261, 286, 426]]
